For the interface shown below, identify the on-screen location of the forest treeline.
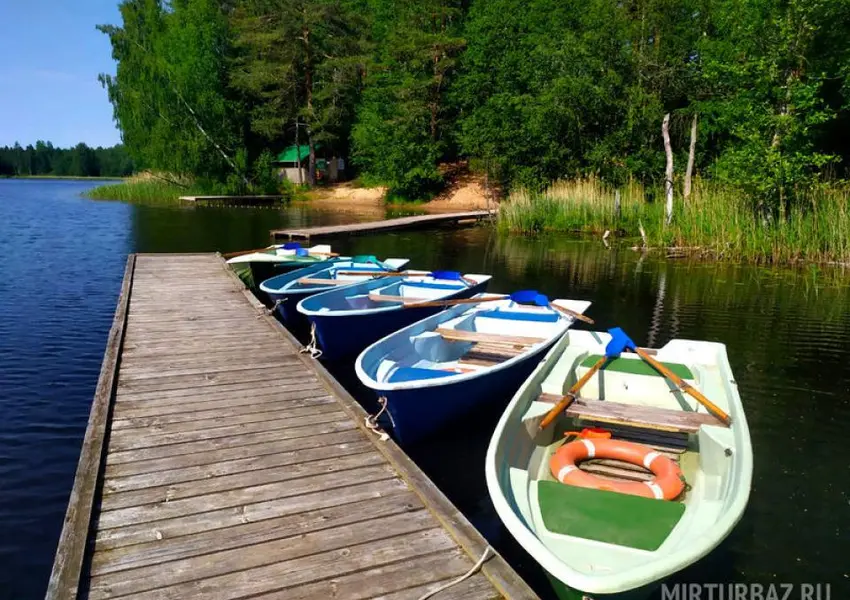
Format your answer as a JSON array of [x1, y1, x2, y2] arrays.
[[100, 0, 850, 207], [0, 142, 134, 178]]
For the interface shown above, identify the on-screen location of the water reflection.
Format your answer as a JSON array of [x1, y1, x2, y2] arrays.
[[1, 179, 846, 599]]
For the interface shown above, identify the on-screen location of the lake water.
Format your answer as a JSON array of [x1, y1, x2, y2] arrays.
[[0, 179, 847, 599]]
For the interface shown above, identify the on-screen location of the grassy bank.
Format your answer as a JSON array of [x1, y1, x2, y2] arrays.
[[85, 179, 195, 203], [84, 172, 294, 204], [499, 179, 850, 264]]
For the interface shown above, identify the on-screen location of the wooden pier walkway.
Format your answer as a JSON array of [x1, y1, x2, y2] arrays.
[[271, 210, 493, 241], [47, 253, 536, 600], [180, 195, 286, 205]]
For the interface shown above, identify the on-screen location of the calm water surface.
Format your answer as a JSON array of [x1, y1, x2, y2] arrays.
[[0, 180, 847, 599]]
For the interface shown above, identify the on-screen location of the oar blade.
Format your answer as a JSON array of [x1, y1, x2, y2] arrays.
[[606, 327, 636, 357], [429, 270, 463, 281], [510, 290, 549, 306]]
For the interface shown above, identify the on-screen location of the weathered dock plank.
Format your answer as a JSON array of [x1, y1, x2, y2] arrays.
[[271, 209, 493, 240], [47, 253, 537, 600]]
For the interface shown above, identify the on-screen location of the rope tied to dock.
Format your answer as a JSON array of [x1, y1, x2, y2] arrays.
[[364, 396, 390, 441], [300, 322, 323, 359], [415, 545, 494, 600], [265, 299, 284, 316]]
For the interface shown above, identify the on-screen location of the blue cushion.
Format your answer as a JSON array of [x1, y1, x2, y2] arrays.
[[388, 367, 456, 383], [476, 309, 559, 322]]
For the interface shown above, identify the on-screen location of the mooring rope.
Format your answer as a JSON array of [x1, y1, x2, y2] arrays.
[[364, 395, 390, 441], [265, 299, 283, 316], [415, 545, 494, 600], [299, 322, 323, 359]]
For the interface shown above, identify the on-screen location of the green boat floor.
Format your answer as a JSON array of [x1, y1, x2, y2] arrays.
[[537, 480, 685, 551], [581, 354, 694, 380]]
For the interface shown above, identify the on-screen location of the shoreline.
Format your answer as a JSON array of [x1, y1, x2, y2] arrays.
[[1, 175, 127, 181]]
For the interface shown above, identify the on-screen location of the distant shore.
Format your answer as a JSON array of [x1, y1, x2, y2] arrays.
[[1, 175, 127, 181]]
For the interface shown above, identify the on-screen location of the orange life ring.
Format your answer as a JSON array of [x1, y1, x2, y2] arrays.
[[549, 439, 685, 500]]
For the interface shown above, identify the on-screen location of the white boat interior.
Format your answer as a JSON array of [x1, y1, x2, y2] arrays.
[[299, 273, 492, 315], [360, 298, 591, 387]]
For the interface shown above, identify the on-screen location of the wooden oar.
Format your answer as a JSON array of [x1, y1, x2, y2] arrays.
[[222, 246, 274, 259], [336, 269, 478, 286], [296, 277, 354, 286], [538, 355, 609, 430], [403, 295, 595, 324], [335, 270, 428, 277], [223, 247, 338, 260], [547, 302, 595, 324], [538, 326, 639, 430], [632, 347, 732, 426]]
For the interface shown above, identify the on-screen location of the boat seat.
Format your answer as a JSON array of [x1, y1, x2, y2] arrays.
[[475, 309, 560, 323], [436, 328, 546, 346], [537, 481, 685, 551], [297, 277, 352, 286], [537, 393, 726, 433], [367, 293, 429, 303]]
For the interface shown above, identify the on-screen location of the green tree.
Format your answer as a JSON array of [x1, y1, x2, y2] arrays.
[[351, 0, 465, 198], [229, 0, 368, 184], [98, 0, 245, 182], [695, 0, 850, 212]]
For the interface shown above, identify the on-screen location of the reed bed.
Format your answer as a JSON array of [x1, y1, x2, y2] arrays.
[[498, 178, 850, 264], [84, 180, 192, 203]]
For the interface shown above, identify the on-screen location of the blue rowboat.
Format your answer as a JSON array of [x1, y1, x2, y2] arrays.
[[258, 256, 411, 330], [355, 296, 591, 444], [296, 272, 492, 360]]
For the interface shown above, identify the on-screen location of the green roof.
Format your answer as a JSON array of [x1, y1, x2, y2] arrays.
[[276, 144, 322, 163]]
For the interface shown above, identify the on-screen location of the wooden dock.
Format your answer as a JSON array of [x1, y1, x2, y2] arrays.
[[180, 195, 286, 205], [46, 253, 537, 600], [271, 210, 493, 241]]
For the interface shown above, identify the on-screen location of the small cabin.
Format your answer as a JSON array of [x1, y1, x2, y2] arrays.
[[273, 145, 346, 184]]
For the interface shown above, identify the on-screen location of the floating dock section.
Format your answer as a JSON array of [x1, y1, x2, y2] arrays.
[[271, 210, 493, 241], [46, 253, 536, 600], [179, 195, 286, 205]]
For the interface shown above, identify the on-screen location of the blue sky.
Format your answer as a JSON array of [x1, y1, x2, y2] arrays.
[[0, 1, 122, 148]]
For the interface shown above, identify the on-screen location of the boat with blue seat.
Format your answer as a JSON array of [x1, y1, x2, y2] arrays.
[[258, 256, 410, 330], [355, 295, 591, 443], [296, 272, 491, 360]]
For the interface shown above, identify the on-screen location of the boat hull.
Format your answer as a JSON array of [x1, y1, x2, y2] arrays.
[[306, 280, 489, 360], [381, 338, 559, 444], [546, 575, 654, 600]]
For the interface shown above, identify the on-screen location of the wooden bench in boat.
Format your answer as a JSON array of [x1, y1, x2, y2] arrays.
[[436, 329, 547, 367], [436, 328, 546, 346], [537, 392, 725, 434], [367, 293, 429, 303], [296, 277, 354, 285]]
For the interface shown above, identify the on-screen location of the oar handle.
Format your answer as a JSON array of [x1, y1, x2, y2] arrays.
[[539, 355, 609, 430], [634, 348, 732, 426], [222, 246, 273, 259], [333, 270, 401, 277], [403, 295, 507, 309], [549, 303, 594, 324]]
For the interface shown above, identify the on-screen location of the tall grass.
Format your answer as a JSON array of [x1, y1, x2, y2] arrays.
[[84, 171, 292, 204], [498, 178, 850, 264], [85, 180, 193, 203]]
